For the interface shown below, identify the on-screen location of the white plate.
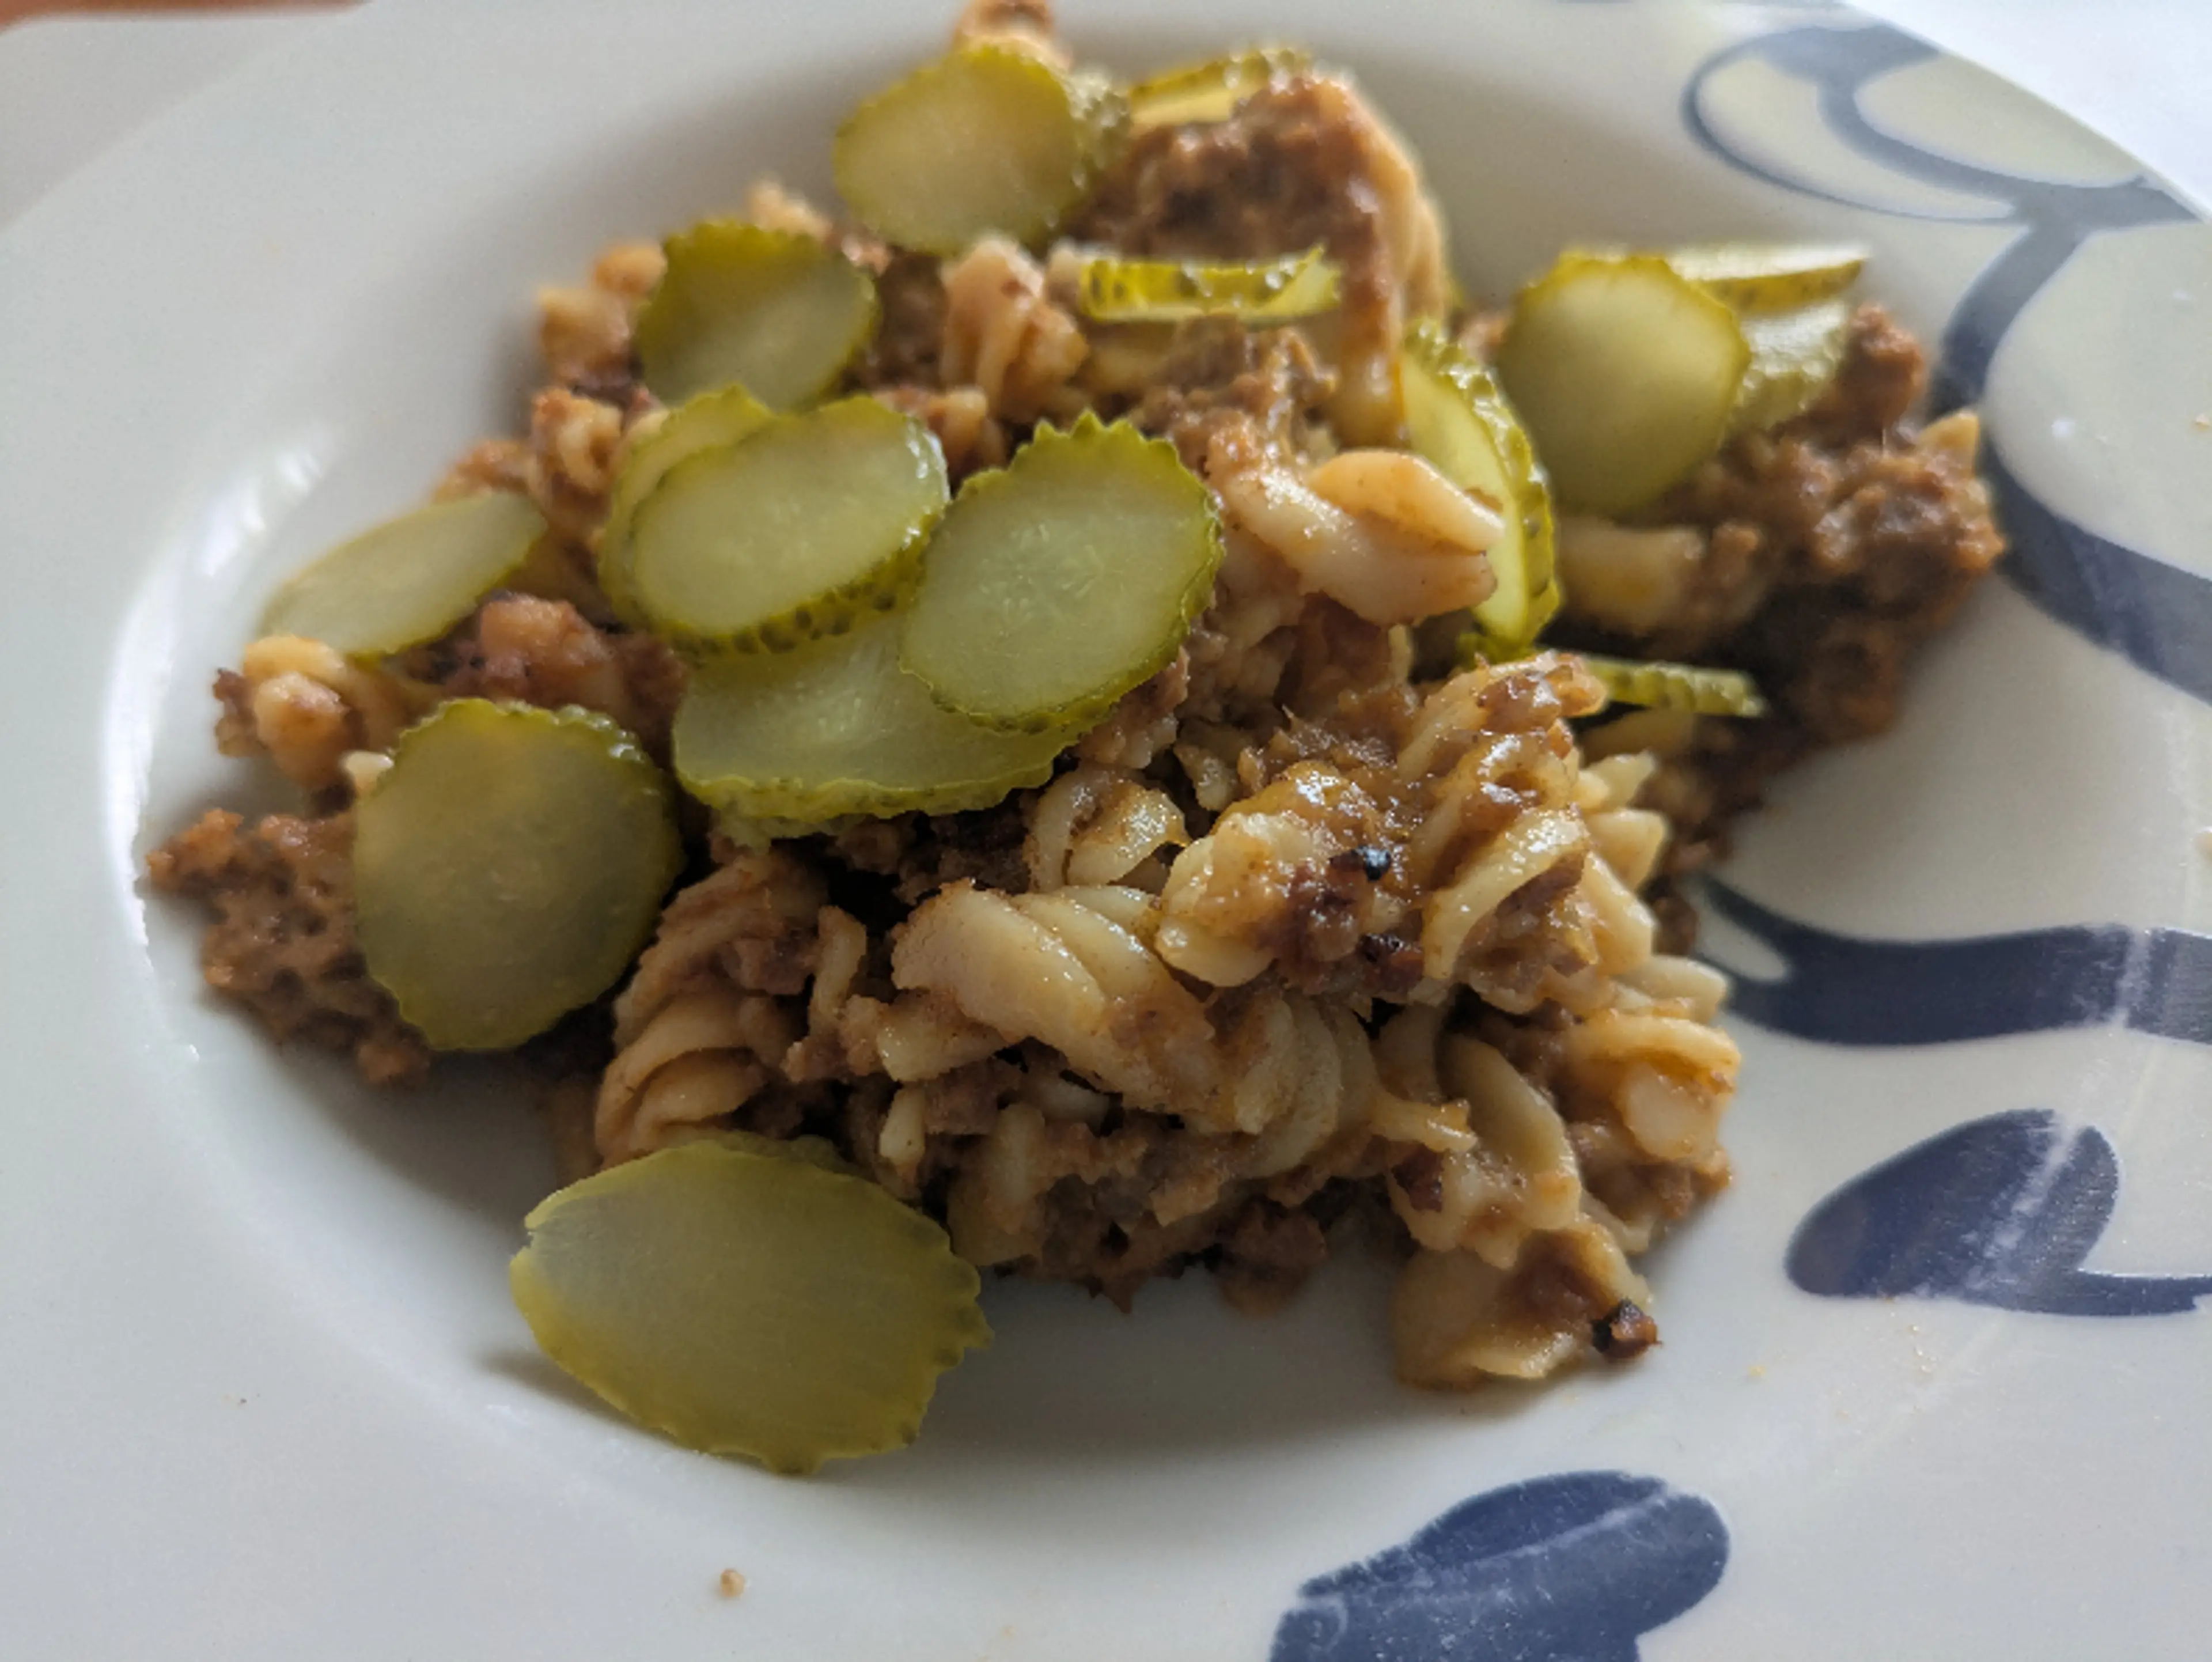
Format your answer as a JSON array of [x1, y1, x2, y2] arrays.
[[3, 2, 2209, 1656]]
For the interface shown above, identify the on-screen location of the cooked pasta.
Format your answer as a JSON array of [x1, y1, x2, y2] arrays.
[[940, 237, 1090, 424]]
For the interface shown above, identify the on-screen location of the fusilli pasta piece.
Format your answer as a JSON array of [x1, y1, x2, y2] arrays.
[[940, 237, 1089, 423]]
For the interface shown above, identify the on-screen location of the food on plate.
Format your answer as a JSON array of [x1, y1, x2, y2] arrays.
[[633, 221, 880, 410], [147, 0, 2007, 1471], [621, 395, 947, 652], [257, 490, 548, 657], [511, 1137, 988, 1474], [351, 701, 681, 1050]]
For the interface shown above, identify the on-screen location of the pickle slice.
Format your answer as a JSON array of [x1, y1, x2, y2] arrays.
[[674, 610, 1074, 824], [510, 1140, 990, 1474], [634, 221, 878, 410], [707, 1129, 857, 1175], [259, 491, 546, 657], [1578, 653, 1768, 718], [627, 398, 947, 653], [1660, 241, 1866, 313], [1126, 46, 1313, 129], [1494, 253, 1751, 516], [1402, 321, 1559, 658], [1730, 298, 1851, 435], [597, 384, 772, 622], [834, 44, 1126, 255], [900, 417, 1222, 732], [354, 701, 680, 1050], [1074, 246, 1342, 324]]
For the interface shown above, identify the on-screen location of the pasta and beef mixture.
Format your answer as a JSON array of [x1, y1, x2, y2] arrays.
[[150, 1, 2003, 1450]]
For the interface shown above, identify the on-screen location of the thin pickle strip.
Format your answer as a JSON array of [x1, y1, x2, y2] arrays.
[[1125, 45, 1313, 128], [1729, 298, 1853, 435], [1075, 246, 1342, 323], [900, 415, 1223, 733], [510, 1141, 990, 1475], [634, 221, 878, 410], [354, 701, 681, 1050], [259, 491, 548, 657], [673, 610, 1075, 824], [1657, 241, 1867, 313], [834, 44, 1127, 255], [1401, 320, 1559, 660], [627, 398, 948, 654], [1578, 654, 1769, 718]]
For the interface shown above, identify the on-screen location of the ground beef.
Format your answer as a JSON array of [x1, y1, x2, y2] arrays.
[[402, 594, 688, 758], [147, 809, 430, 1085], [854, 251, 949, 387], [1133, 320, 1337, 474], [1565, 305, 2007, 874], [1071, 73, 1446, 444]]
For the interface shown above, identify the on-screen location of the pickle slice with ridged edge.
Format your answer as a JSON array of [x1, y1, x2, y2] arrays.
[[1075, 246, 1342, 324], [596, 384, 772, 623], [1730, 298, 1852, 435], [1126, 45, 1313, 128], [900, 415, 1222, 733], [634, 222, 877, 410], [1660, 241, 1866, 313], [1577, 653, 1768, 718], [675, 610, 1075, 824], [259, 491, 546, 657], [627, 397, 947, 654], [1401, 320, 1559, 660], [354, 701, 680, 1050], [706, 1129, 858, 1175], [1495, 252, 1751, 516], [834, 43, 1126, 255], [510, 1140, 990, 1474]]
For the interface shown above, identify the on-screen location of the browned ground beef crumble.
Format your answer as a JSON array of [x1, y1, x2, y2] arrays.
[[1570, 306, 2005, 886], [148, 809, 431, 1086]]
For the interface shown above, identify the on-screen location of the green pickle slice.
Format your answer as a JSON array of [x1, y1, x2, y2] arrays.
[[510, 1140, 990, 1474], [634, 221, 878, 409], [1495, 252, 1752, 516], [354, 701, 680, 1050], [1659, 241, 1866, 313], [1125, 46, 1313, 128], [1074, 246, 1342, 324], [1578, 654, 1769, 718], [627, 397, 948, 653], [834, 43, 1127, 255], [706, 1129, 858, 1175], [1730, 298, 1852, 435], [596, 383, 772, 622], [1401, 321, 1560, 659], [675, 609, 1075, 824], [259, 491, 547, 656], [900, 417, 1222, 733]]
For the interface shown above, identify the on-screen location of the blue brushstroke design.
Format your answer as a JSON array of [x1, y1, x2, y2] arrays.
[[1682, 22, 2212, 706], [1789, 1110, 2212, 1315], [1980, 444, 2212, 708], [1271, 1472, 1728, 1662], [1699, 879, 2212, 1048]]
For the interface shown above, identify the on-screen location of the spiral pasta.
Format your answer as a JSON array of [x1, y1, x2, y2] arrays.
[[214, 634, 420, 792], [940, 237, 1089, 424]]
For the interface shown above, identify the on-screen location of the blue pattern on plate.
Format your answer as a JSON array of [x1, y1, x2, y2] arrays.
[[1271, 17, 2203, 1650], [1700, 880, 2212, 1048], [1270, 1472, 1727, 1662], [1790, 1110, 2212, 1315], [1683, 21, 2212, 706]]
